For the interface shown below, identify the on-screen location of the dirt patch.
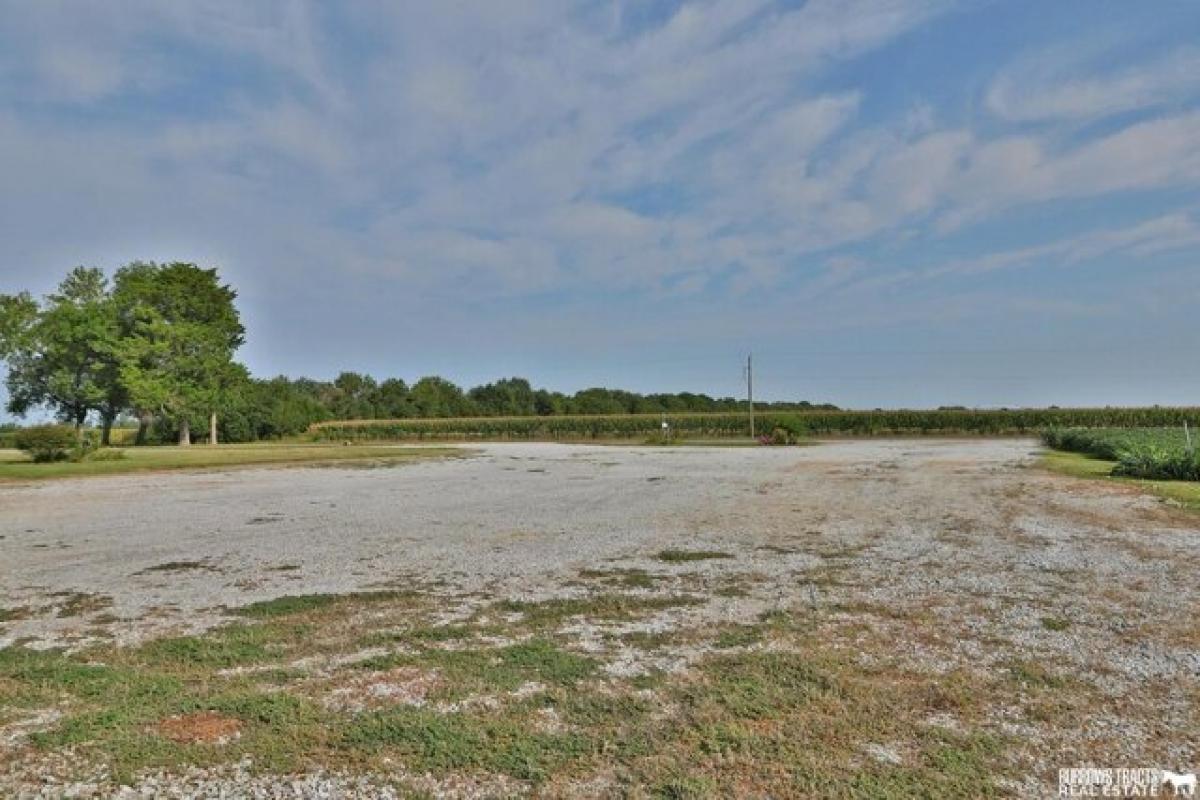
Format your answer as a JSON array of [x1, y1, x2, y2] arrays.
[[156, 712, 241, 745]]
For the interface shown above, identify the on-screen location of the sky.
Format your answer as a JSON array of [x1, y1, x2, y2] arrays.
[[1, 0, 1198, 413]]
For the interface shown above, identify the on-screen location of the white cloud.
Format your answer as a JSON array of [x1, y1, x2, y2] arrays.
[[987, 45, 1200, 123]]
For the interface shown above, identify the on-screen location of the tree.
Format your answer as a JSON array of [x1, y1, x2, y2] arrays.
[[469, 377, 537, 416], [332, 371, 378, 419], [410, 376, 474, 418], [370, 378, 412, 418], [0, 291, 38, 358], [1, 269, 119, 439], [113, 262, 245, 446]]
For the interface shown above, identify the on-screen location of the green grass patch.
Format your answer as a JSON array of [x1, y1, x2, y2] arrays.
[[235, 590, 416, 619], [0, 443, 457, 482], [358, 638, 597, 699], [133, 624, 297, 670], [578, 567, 662, 589], [713, 626, 764, 649], [1041, 451, 1200, 511], [656, 549, 734, 563], [342, 706, 589, 782], [494, 593, 704, 627]]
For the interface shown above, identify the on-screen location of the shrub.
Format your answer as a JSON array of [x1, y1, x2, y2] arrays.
[[761, 415, 807, 445], [13, 425, 77, 463]]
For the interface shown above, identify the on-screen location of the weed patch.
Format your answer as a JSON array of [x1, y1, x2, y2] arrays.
[[656, 549, 734, 563], [494, 593, 703, 627]]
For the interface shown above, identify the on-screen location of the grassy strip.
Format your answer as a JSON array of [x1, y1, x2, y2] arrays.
[[0, 443, 458, 482], [1041, 451, 1200, 511]]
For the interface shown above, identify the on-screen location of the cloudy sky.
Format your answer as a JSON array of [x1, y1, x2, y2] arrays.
[[1, 0, 1198, 410]]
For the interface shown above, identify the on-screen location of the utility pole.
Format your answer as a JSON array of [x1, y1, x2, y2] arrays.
[[746, 353, 755, 438]]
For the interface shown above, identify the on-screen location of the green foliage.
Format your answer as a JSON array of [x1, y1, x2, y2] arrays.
[[1042, 427, 1200, 481], [114, 262, 245, 442], [13, 424, 77, 462], [3, 269, 120, 428], [763, 414, 807, 445]]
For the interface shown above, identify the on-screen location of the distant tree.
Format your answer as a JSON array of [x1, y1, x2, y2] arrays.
[[370, 378, 412, 418], [113, 262, 245, 446], [332, 371, 378, 419], [533, 389, 566, 416], [469, 377, 537, 416], [410, 376, 474, 417], [569, 387, 631, 415]]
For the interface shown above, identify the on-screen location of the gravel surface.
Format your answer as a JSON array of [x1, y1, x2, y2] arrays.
[[2, 438, 1199, 797]]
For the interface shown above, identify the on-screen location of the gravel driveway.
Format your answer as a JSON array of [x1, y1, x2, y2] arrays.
[[2, 438, 1198, 796], [1, 439, 1048, 645]]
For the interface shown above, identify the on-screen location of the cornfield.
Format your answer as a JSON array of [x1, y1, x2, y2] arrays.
[[311, 407, 1200, 442]]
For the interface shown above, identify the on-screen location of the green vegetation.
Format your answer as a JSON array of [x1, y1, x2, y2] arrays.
[[235, 590, 417, 619], [0, 443, 454, 482], [493, 593, 704, 627], [13, 423, 77, 462], [0, 264, 244, 446], [0, 583, 1019, 795], [1042, 427, 1199, 481], [656, 549, 734, 563], [1041, 450, 1200, 511], [315, 407, 1200, 441]]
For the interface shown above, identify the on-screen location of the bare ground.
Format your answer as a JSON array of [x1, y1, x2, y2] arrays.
[[1, 439, 1197, 797]]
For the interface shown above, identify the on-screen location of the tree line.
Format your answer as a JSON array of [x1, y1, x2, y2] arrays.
[[0, 265, 835, 445]]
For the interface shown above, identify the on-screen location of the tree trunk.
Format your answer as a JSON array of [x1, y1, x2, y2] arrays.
[[136, 412, 152, 446], [210, 412, 218, 446], [101, 412, 115, 446], [178, 418, 191, 447]]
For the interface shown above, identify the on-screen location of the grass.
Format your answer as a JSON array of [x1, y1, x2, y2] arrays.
[[493, 593, 704, 627], [234, 590, 417, 619], [656, 549, 734, 563], [1041, 450, 1200, 511], [0, 443, 458, 482], [0, 584, 1026, 796]]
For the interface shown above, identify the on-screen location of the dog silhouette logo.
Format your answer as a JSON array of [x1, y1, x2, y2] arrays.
[[1163, 770, 1198, 797]]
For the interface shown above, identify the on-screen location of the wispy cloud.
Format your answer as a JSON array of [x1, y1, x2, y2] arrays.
[[987, 44, 1200, 123]]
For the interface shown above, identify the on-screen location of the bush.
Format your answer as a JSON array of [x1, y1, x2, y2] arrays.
[[760, 415, 807, 445], [13, 425, 77, 463]]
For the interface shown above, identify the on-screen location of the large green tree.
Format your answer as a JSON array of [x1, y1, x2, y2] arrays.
[[1, 268, 121, 440], [113, 262, 245, 446]]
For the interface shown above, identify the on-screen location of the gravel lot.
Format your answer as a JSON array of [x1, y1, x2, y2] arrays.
[[2, 438, 1198, 797]]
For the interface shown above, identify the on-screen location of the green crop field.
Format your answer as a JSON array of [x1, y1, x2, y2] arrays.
[[1041, 427, 1200, 482], [311, 407, 1200, 442]]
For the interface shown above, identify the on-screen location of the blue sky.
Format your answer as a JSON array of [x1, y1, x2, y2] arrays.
[[1, 0, 1198, 412]]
